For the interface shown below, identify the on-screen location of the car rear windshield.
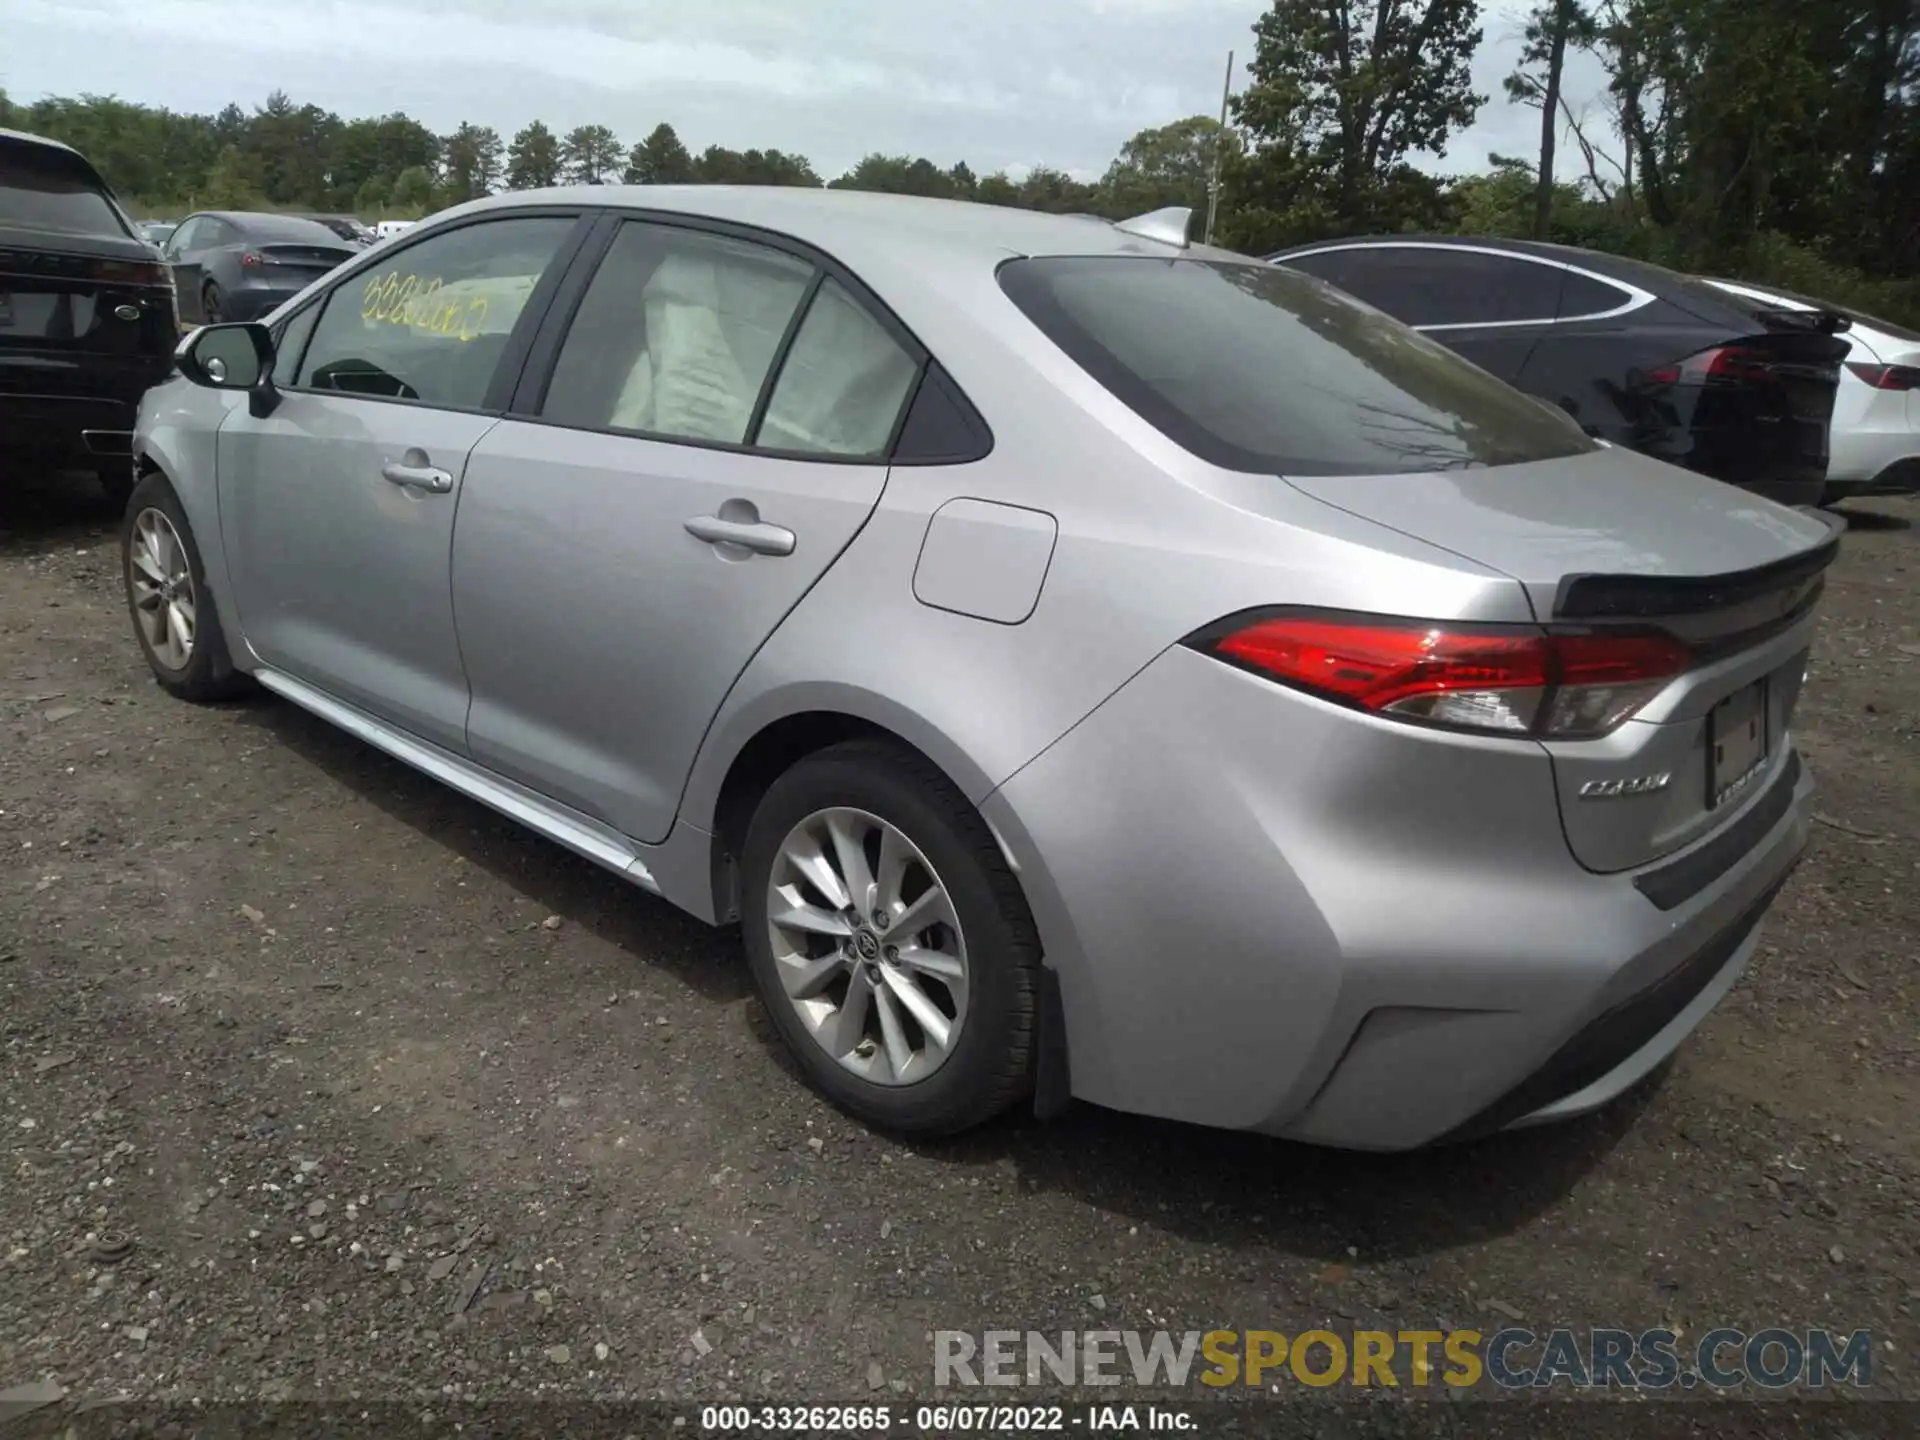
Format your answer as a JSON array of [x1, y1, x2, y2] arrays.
[[998, 256, 1597, 476], [0, 145, 131, 239]]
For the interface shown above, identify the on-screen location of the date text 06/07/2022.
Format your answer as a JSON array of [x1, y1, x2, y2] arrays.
[[697, 1403, 1199, 1432]]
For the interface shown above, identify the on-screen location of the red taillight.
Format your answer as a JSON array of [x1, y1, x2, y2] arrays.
[[1643, 346, 1771, 387], [88, 258, 171, 286], [1192, 612, 1691, 740], [1846, 361, 1920, 391], [240, 252, 265, 269]]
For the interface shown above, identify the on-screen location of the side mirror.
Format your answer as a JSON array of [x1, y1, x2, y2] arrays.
[[175, 322, 281, 417]]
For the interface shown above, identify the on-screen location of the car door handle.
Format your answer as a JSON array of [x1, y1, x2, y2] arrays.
[[684, 514, 796, 556], [381, 460, 453, 494]]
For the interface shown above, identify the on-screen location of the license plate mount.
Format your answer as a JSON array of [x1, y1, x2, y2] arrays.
[[1708, 679, 1770, 808]]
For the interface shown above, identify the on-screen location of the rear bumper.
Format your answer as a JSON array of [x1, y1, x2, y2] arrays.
[[0, 384, 157, 463], [985, 644, 1811, 1150], [1824, 460, 1919, 501], [223, 279, 309, 321]]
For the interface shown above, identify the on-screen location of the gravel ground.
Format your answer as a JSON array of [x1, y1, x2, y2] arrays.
[[1, 469, 1915, 1436]]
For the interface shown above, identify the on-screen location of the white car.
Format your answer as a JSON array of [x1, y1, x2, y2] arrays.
[[374, 219, 415, 240], [1705, 278, 1920, 503]]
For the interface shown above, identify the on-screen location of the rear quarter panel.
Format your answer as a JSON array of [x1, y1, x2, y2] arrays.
[[676, 258, 1533, 855], [1514, 313, 1730, 456]]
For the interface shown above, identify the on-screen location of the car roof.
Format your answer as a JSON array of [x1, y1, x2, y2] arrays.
[[190, 210, 354, 241], [445, 185, 1238, 270], [0, 127, 115, 188], [1271, 232, 1705, 286], [0, 126, 86, 158]]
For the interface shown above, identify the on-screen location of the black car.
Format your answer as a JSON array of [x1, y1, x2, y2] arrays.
[[163, 211, 359, 325], [1, 128, 177, 507], [1268, 236, 1851, 507], [298, 213, 375, 247]]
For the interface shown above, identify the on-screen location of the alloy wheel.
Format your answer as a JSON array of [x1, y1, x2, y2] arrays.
[[129, 507, 197, 670], [765, 806, 970, 1085]]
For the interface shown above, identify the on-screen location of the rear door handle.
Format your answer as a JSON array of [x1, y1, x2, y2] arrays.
[[684, 514, 796, 557], [381, 459, 453, 494]]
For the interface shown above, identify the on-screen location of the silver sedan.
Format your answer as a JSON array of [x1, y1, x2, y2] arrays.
[[123, 186, 1830, 1147]]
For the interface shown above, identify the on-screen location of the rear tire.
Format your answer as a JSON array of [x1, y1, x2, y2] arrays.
[[739, 740, 1040, 1137], [202, 282, 223, 324], [122, 471, 253, 702]]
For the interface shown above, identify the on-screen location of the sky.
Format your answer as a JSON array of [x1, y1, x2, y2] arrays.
[[5, 0, 1614, 184]]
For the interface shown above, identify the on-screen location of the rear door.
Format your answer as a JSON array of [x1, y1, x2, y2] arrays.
[[452, 216, 924, 843]]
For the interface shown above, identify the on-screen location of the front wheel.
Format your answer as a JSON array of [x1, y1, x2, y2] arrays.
[[122, 471, 253, 702], [739, 740, 1040, 1137]]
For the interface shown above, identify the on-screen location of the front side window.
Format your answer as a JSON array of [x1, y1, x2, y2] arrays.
[[296, 216, 574, 410], [165, 218, 202, 257], [542, 221, 814, 445], [1000, 256, 1598, 477]]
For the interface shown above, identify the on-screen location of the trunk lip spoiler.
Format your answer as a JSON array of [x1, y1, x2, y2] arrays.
[[1552, 509, 1844, 621]]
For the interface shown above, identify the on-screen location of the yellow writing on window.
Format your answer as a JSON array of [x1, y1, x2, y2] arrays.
[[359, 272, 490, 343]]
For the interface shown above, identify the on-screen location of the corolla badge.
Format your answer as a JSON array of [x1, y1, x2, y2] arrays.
[[1579, 773, 1672, 799]]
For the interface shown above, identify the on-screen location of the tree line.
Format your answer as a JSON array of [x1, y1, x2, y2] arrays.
[[4, 0, 1915, 322]]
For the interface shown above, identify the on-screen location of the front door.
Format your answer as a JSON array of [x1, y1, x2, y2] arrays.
[[454, 219, 925, 842], [216, 212, 584, 752]]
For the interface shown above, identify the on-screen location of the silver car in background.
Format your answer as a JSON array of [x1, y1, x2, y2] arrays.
[[124, 186, 1832, 1148]]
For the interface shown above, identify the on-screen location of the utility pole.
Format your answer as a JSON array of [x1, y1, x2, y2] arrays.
[[1203, 48, 1234, 247]]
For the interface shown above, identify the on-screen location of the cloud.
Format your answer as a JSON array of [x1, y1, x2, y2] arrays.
[[7, 0, 1613, 182]]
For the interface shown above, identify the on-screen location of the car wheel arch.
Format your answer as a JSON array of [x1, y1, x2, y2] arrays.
[[703, 706, 1009, 925]]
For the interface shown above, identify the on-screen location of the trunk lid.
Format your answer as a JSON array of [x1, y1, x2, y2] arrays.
[[254, 242, 355, 277], [1284, 448, 1837, 874]]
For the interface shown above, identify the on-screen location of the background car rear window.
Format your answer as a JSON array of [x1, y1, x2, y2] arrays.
[[295, 216, 573, 410], [0, 149, 130, 238], [999, 257, 1598, 477]]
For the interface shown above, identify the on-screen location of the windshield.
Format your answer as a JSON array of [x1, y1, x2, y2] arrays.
[[998, 257, 1597, 476]]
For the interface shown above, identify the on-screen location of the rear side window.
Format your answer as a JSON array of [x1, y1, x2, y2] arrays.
[[757, 277, 921, 457], [1000, 257, 1598, 477], [0, 145, 130, 239], [1284, 247, 1565, 327], [541, 222, 813, 444], [1557, 271, 1637, 320], [540, 221, 922, 458]]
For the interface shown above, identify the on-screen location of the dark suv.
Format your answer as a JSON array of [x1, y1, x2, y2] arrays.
[[1, 128, 178, 508], [1269, 236, 1851, 507]]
